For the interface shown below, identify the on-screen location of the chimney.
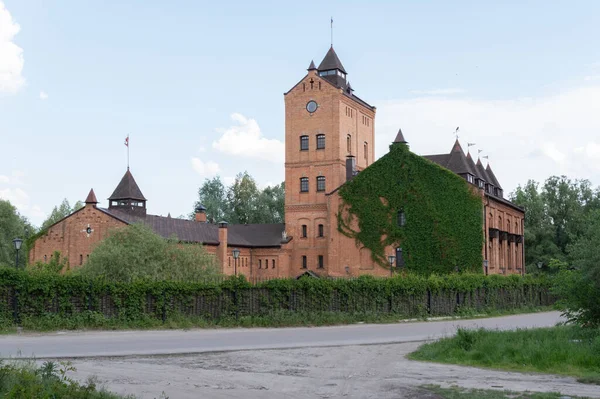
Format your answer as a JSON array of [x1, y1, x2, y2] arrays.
[[218, 221, 228, 273], [195, 204, 207, 223], [346, 155, 356, 181]]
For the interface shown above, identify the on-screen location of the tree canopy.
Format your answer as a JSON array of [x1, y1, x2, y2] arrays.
[[0, 199, 34, 268], [79, 223, 220, 282], [193, 172, 284, 224], [40, 199, 83, 231], [510, 176, 600, 270]]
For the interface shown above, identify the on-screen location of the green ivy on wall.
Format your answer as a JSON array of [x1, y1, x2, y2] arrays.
[[337, 143, 484, 274]]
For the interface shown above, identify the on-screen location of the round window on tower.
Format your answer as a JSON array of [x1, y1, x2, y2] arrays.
[[306, 100, 318, 114]]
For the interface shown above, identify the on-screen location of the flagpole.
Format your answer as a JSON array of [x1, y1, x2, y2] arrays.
[[330, 17, 333, 47]]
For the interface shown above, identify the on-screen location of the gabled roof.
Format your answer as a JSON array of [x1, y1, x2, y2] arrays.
[[85, 189, 98, 204], [108, 169, 147, 201], [101, 208, 286, 248], [466, 152, 478, 177], [486, 164, 502, 189], [317, 46, 347, 73]]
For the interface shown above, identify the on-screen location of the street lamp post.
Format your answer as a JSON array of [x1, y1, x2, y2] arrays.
[[387, 255, 396, 278], [232, 248, 240, 276], [12, 238, 23, 269]]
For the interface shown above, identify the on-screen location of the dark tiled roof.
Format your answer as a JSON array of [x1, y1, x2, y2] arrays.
[[307, 60, 316, 70], [85, 189, 98, 204], [342, 91, 375, 111], [424, 140, 475, 176], [317, 46, 347, 73], [475, 158, 491, 183], [394, 129, 408, 144], [108, 169, 147, 201], [486, 164, 502, 189], [100, 208, 285, 247]]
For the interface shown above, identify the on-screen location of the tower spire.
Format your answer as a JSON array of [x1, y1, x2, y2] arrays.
[[330, 17, 333, 47]]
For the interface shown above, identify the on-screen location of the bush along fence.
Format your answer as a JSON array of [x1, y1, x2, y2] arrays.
[[0, 269, 556, 328]]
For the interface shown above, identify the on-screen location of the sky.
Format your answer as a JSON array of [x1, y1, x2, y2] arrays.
[[1, 1, 600, 227]]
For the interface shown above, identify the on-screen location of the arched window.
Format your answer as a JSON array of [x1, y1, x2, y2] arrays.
[[300, 135, 309, 151], [364, 142, 368, 162], [259, 259, 262, 269], [316, 176, 326, 192], [318, 224, 324, 237], [272, 259, 275, 268], [302, 256, 307, 269], [316, 134, 325, 149], [347, 134, 351, 153], [300, 177, 309, 192]]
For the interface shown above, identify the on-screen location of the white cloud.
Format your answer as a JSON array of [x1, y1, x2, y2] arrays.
[[191, 158, 220, 178], [0, 175, 9, 183], [410, 88, 465, 96], [212, 113, 284, 163], [39, 91, 48, 100], [0, 1, 25, 94], [584, 75, 600, 81], [0, 187, 29, 209], [375, 84, 600, 193]]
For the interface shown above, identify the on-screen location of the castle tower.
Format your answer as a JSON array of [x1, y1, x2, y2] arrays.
[[108, 169, 147, 216], [283, 47, 375, 273]]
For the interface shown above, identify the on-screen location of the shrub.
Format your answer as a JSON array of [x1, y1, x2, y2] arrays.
[[79, 223, 220, 282]]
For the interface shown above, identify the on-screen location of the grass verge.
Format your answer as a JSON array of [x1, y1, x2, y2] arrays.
[[0, 306, 554, 334], [421, 385, 591, 398], [0, 359, 130, 398], [409, 326, 600, 384]]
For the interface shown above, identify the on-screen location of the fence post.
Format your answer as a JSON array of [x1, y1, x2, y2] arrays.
[[233, 286, 239, 320], [427, 289, 432, 315], [12, 287, 19, 325], [87, 281, 93, 311], [162, 289, 167, 324]]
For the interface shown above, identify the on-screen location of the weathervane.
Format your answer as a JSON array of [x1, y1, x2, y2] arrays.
[[467, 142, 476, 148], [330, 17, 334, 47], [453, 127, 460, 139]]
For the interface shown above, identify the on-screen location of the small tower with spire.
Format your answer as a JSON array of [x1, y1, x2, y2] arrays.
[[108, 169, 147, 216]]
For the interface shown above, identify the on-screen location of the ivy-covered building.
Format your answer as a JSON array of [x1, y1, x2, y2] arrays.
[[283, 46, 524, 277], [29, 45, 524, 277]]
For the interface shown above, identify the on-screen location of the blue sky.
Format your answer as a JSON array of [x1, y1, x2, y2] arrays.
[[1, 0, 600, 226]]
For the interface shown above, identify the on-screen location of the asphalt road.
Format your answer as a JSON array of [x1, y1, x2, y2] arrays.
[[1, 311, 563, 359]]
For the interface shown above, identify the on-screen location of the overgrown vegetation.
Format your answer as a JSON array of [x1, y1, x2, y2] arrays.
[[79, 224, 220, 282], [410, 326, 600, 384], [0, 360, 129, 398], [0, 269, 554, 332], [422, 385, 591, 399], [337, 142, 483, 273]]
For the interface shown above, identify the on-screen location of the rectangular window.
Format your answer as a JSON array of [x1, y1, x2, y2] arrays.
[[302, 255, 307, 269], [300, 135, 309, 151], [302, 224, 307, 238], [318, 224, 324, 237], [300, 177, 309, 192], [364, 142, 368, 161], [79, 254, 83, 266], [317, 176, 326, 192], [347, 135, 351, 153], [272, 259, 275, 268], [316, 134, 325, 149], [259, 259, 262, 269], [318, 255, 324, 269]]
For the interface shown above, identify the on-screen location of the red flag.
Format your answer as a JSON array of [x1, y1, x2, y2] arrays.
[[124, 136, 129, 147]]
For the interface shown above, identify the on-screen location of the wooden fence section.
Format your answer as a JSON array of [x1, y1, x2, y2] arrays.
[[1, 284, 555, 324]]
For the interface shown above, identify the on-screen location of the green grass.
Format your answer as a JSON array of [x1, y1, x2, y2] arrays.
[[422, 385, 592, 398], [0, 306, 554, 334], [0, 360, 131, 398], [410, 326, 600, 384]]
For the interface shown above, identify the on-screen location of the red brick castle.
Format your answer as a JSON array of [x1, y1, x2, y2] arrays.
[[30, 47, 525, 277]]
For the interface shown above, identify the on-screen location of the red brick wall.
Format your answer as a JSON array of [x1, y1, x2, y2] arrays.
[[29, 204, 126, 269]]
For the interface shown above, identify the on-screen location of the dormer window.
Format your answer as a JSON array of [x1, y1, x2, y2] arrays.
[[477, 179, 485, 189], [466, 174, 474, 184]]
